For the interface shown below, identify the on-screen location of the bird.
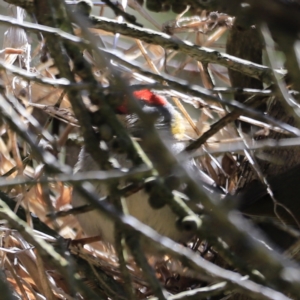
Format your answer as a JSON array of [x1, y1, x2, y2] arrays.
[[72, 89, 300, 250], [72, 89, 216, 245]]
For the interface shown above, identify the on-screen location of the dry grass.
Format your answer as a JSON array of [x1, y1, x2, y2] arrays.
[[0, 2, 298, 299]]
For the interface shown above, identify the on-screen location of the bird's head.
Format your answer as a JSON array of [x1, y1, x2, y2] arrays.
[[116, 89, 186, 140]]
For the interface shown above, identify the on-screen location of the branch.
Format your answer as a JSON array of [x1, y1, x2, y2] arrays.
[[89, 16, 284, 84], [0, 14, 83, 44]]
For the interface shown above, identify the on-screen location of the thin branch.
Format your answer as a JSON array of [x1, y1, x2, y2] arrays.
[[262, 25, 300, 121], [185, 92, 265, 151], [0, 59, 71, 87], [151, 281, 228, 300], [188, 136, 300, 158], [211, 87, 298, 97], [0, 13, 83, 44], [89, 16, 285, 84], [0, 167, 152, 189]]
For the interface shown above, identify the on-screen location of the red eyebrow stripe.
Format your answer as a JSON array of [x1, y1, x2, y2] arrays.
[[133, 89, 167, 106]]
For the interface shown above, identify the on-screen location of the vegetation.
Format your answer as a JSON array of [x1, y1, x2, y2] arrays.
[[0, 0, 299, 299]]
